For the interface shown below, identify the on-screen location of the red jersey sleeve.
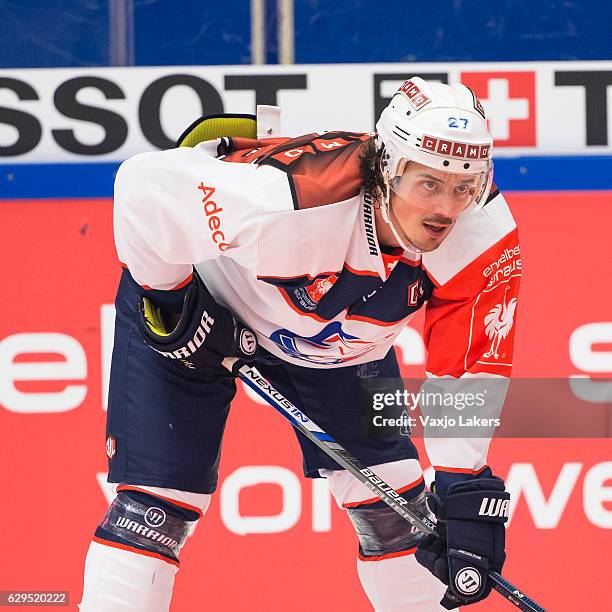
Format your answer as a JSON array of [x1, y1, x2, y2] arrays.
[[420, 191, 522, 477]]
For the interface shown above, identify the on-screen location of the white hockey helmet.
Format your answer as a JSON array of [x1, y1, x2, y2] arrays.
[[376, 77, 493, 211]]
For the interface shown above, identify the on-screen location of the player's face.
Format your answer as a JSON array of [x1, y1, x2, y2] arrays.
[[388, 161, 482, 252]]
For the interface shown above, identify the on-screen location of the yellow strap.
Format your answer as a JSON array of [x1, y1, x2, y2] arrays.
[[142, 297, 171, 336], [178, 115, 257, 148]]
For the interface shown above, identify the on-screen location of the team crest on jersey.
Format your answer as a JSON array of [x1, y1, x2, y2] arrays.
[[269, 321, 377, 365], [483, 287, 518, 360], [305, 274, 338, 303], [106, 435, 116, 460]]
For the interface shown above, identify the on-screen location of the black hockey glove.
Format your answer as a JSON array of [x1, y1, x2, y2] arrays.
[[415, 476, 510, 609], [137, 270, 258, 370]]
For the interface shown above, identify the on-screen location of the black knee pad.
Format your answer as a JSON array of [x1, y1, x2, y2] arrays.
[[347, 490, 433, 558], [95, 490, 200, 563]]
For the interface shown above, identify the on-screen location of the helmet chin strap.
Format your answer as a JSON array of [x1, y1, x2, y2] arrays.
[[380, 181, 425, 255]]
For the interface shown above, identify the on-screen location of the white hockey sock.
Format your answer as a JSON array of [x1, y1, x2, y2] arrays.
[[323, 461, 450, 611], [79, 541, 177, 612], [357, 552, 448, 612]]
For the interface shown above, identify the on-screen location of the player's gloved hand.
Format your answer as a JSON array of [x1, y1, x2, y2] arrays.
[[137, 270, 258, 370], [415, 476, 510, 609]]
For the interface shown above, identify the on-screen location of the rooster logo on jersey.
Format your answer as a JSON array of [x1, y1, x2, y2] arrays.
[[305, 274, 338, 302], [483, 287, 518, 359], [269, 321, 384, 365]]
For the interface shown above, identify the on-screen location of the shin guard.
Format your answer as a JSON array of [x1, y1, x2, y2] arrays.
[[80, 486, 208, 611]]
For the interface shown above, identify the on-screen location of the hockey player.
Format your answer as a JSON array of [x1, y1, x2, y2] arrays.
[[80, 77, 519, 611]]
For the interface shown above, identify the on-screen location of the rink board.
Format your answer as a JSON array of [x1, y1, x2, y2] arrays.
[[0, 192, 611, 611]]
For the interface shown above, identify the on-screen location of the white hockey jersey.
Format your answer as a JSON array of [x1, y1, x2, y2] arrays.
[[114, 132, 522, 473]]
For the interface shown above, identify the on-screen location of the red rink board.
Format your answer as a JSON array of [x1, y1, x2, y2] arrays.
[[0, 192, 611, 611]]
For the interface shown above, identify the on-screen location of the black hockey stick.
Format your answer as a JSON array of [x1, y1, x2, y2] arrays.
[[224, 358, 546, 612]]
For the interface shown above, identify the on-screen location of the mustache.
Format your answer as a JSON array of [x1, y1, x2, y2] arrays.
[[422, 215, 454, 226]]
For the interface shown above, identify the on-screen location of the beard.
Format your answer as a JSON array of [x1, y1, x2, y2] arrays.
[[400, 219, 455, 252], [401, 234, 443, 252], [387, 198, 455, 253], [406, 237, 441, 252]]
